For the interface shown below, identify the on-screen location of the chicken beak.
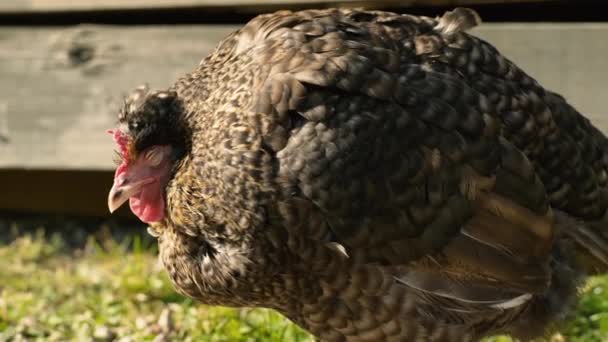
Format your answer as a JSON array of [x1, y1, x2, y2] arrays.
[[107, 177, 154, 213]]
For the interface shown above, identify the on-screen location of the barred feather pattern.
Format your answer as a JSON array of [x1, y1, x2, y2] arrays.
[[114, 7, 608, 341]]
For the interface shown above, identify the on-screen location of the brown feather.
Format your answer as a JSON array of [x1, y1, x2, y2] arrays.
[[111, 7, 608, 341]]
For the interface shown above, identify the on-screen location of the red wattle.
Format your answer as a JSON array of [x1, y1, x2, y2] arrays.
[[129, 181, 166, 223]]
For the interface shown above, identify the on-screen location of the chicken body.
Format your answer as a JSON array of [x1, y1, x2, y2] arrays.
[[117, 8, 608, 341]]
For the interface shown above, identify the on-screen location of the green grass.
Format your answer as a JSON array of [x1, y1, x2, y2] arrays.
[[1, 229, 608, 341], [0, 230, 311, 341]]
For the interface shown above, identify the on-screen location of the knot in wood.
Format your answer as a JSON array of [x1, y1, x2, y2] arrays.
[[67, 43, 95, 66]]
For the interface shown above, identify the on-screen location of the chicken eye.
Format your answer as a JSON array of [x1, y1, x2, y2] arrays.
[[144, 148, 163, 166]]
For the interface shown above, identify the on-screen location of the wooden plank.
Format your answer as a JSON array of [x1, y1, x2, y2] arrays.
[[0, 169, 134, 218], [0, 23, 606, 171], [0, 25, 239, 170], [0, 0, 557, 14], [0, 0, 350, 13], [470, 23, 608, 126]]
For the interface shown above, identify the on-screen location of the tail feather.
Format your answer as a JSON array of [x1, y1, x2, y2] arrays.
[[505, 237, 584, 340], [555, 210, 608, 274]]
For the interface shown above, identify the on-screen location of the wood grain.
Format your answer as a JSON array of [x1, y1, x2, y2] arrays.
[[0, 23, 606, 170], [0, 0, 555, 13], [0, 25, 238, 170]]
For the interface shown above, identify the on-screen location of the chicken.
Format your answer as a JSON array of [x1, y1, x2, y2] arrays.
[[106, 8, 608, 341]]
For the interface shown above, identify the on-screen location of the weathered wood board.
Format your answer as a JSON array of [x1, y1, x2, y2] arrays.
[[0, 0, 352, 13], [0, 0, 555, 13], [471, 23, 608, 123], [0, 23, 607, 171], [0, 25, 239, 170]]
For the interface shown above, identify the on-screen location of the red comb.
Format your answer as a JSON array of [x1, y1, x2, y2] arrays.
[[108, 128, 130, 162]]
